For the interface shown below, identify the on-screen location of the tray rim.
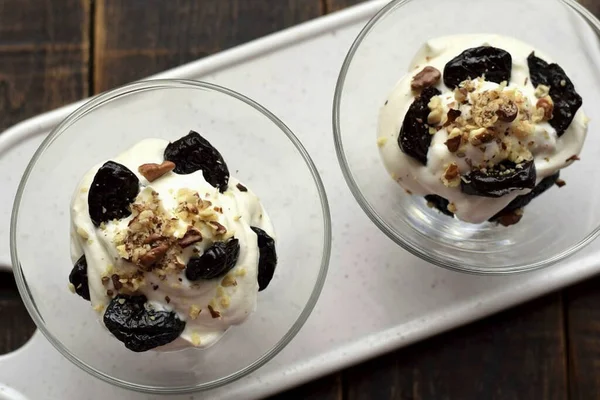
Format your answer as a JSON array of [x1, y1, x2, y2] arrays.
[[2, 0, 600, 398]]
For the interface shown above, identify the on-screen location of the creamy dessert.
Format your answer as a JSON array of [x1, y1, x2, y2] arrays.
[[68, 131, 277, 352], [378, 35, 588, 225]]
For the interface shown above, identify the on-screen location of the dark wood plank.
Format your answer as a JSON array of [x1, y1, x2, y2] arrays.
[[0, 0, 89, 355], [94, 0, 323, 93], [266, 373, 342, 400], [565, 277, 600, 399], [0, 0, 90, 130], [345, 293, 567, 400], [579, 0, 600, 16], [326, 0, 370, 13], [0, 272, 36, 354]]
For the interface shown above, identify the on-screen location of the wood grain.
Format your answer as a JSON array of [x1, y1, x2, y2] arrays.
[[93, 0, 322, 92], [0, 272, 36, 355], [0, 0, 89, 130], [326, 0, 370, 13], [0, 0, 89, 355], [266, 373, 342, 400], [565, 277, 600, 399], [345, 294, 567, 400]]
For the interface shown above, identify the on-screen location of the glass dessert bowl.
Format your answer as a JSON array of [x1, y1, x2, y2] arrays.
[[333, 0, 600, 273], [11, 79, 331, 393]]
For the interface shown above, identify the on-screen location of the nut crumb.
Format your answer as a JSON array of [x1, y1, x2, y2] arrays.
[[191, 333, 202, 346], [68, 283, 76, 293], [445, 129, 462, 153], [220, 296, 231, 309], [236, 183, 248, 192], [208, 304, 221, 319], [566, 155, 580, 162], [469, 128, 495, 146], [447, 203, 457, 213], [411, 66, 441, 91], [221, 274, 237, 287], [93, 304, 105, 313], [535, 96, 554, 121], [441, 163, 461, 187], [138, 161, 176, 182], [497, 209, 523, 227], [555, 179, 566, 188], [189, 305, 201, 320], [377, 137, 388, 147]]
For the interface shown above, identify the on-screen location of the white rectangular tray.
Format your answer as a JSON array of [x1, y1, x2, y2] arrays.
[[2, 1, 600, 398]]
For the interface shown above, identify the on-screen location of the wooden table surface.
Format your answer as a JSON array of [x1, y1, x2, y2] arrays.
[[1, 0, 600, 398]]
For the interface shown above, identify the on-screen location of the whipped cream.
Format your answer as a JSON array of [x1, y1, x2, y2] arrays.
[[70, 138, 274, 350], [378, 34, 589, 223]]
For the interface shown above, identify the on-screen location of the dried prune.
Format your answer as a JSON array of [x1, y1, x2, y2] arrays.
[[489, 172, 559, 221], [88, 161, 140, 226], [164, 131, 229, 192], [103, 294, 185, 352], [251, 227, 277, 291], [527, 53, 582, 136], [69, 255, 90, 301], [398, 86, 441, 165], [185, 238, 240, 281], [461, 160, 536, 198], [443, 46, 512, 88], [424, 195, 454, 217]]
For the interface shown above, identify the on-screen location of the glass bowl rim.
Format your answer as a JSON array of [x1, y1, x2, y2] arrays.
[[332, 0, 600, 275], [10, 78, 332, 394]]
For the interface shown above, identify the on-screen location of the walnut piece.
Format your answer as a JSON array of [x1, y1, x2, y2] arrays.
[[445, 128, 462, 153], [138, 161, 176, 182], [441, 163, 460, 187], [496, 100, 518, 122], [179, 227, 203, 248], [411, 66, 441, 91], [469, 128, 495, 146], [138, 242, 170, 269], [535, 96, 554, 121]]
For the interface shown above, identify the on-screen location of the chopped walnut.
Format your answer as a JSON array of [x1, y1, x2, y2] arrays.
[[138, 161, 176, 182], [189, 305, 201, 320], [441, 163, 461, 188], [496, 100, 518, 122], [191, 333, 202, 346], [469, 128, 495, 146], [454, 87, 468, 103], [497, 209, 523, 227], [179, 227, 203, 248], [445, 128, 462, 153], [221, 274, 237, 287], [207, 304, 221, 319], [555, 179, 566, 188], [534, 84, 550, 98], [411, 66, 441, 91], [447, 203, 457, 213], [427, 96, 444, 125], [535, 96, 554, 121]]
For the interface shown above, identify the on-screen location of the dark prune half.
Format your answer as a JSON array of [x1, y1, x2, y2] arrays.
[[461, 160, 536, 198], [103, 294, 185, 352], [164, 130, 230, 192], [443, 46, 512, 88], [527, 52, 582, 136], [424, 195, 454, 217], [251, 226, 277, 291], [69, 255, 90, 301], [88, 161, 140, 226], [185, 238, 240, 281], [489, 172, 559, 221], [398, 86, 441, 165]]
